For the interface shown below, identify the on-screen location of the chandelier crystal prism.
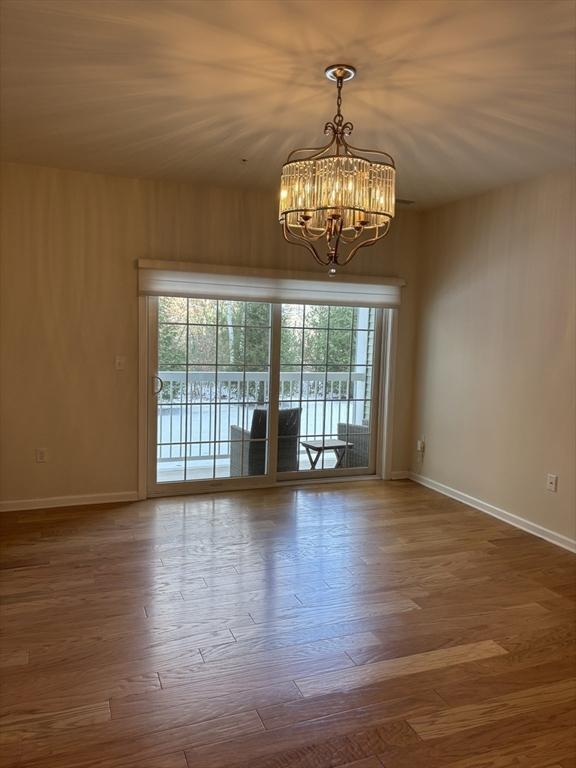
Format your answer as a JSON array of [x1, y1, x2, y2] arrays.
[[279, 65, 396, 274]]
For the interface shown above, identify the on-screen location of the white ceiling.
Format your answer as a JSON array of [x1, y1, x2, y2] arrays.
[[1, 0, 574, 206]]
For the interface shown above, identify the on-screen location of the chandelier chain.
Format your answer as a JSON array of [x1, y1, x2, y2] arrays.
[[333, 76, 344, 127]]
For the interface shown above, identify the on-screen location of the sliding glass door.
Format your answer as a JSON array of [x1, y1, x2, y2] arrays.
[[149, 297, 272, 487], [148, 297, 383, 493], [278, 304, 379, 476]]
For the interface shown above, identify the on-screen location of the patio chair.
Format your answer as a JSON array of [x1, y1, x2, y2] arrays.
[[336, 421, 370, 468], [230, 408, 301, 476]]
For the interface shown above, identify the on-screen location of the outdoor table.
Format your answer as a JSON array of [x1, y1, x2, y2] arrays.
[[300, 439, 354, 469]]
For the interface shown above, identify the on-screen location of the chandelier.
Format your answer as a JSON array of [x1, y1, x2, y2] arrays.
[[279, 65, 396, 274]]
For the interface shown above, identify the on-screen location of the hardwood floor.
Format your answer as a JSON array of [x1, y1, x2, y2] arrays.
[[0, 479, 574, 767]]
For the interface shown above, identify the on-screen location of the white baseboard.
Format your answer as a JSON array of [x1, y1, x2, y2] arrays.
[[390, 470, 411, 480], [0, 491, 139, 513], [390, 469, 412, 480], [410, 473, 576, 554]]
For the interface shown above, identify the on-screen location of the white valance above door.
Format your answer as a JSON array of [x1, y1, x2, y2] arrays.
[[138, 260, 404, 308]]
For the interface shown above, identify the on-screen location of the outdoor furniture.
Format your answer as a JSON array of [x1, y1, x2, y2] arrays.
[[336, 422, 370, 467], [230, 408, 301, 476], [301, 439, 354, 470]]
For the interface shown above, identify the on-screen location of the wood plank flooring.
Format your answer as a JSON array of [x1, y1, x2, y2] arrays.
[[0, 480, 574, 767]]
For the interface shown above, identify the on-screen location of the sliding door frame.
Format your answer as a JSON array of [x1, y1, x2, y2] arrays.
[[137, 296, 149, 499], [379, 308, 398, 480], [138, 298, 399, 498], [144, 296, 277, 498], [276, 306, 383, 482]]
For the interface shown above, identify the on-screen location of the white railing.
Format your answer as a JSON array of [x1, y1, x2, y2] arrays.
[[157, 369, 368, 461]]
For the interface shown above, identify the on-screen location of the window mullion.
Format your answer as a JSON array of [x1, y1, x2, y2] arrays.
[[267, 303, 282, 480]]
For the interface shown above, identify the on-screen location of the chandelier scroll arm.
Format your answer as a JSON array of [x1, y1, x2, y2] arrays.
[[285, 132, 338, 163], [285, 217, 330, 241], [339, 140, 396, 167], [300, 219, 330, 240], [337, 220, 391, 267], [282, 218, 331, 266], [327, 217, 343, 257], [339, 226, 364, 244]]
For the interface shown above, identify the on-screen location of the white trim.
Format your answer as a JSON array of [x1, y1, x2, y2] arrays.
[[146, 297, 160, 496], [369, 308, 385, 477], [390, 470, 411, 480], [280, 474, 382, 488], [410, 473, 576, 554], [0, 491, 139, 513], [381, 309, 399, 480], [138, 259, 403, 308], [144, 298, 391, 498], [147, 473, 384, 498], [266, 304, 282, 485], [137, 296, 148, 500]]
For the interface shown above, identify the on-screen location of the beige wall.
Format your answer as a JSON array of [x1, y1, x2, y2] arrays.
[[411, 171, 576, 542], [2, 162, 573, 545], [0, 162, 421, 502]]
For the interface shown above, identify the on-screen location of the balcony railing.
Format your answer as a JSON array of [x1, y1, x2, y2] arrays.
[[157, 369, 369, 462]]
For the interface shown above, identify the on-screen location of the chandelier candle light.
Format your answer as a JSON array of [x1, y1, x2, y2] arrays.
[[279, 65, 396, 275]]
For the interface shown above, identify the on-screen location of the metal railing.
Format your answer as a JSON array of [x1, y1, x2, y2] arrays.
[[156, 369, 369, 462]]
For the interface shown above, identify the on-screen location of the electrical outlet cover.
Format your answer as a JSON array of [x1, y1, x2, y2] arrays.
[[546, 474, 558, 492]]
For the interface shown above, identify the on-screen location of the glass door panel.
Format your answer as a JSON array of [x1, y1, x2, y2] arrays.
[[154, 297, 272, 485], [278, 304, 379, 474], [149, 297, 382, 493]]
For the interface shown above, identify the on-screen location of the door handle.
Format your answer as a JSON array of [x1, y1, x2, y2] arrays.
[[152, 375, 164, 396]]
